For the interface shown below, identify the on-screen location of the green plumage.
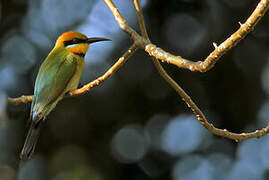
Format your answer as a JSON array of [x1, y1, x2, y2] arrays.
[[20, 47, 84, 160], [32, 48, 84, 120], [20, 31, 110, 161]]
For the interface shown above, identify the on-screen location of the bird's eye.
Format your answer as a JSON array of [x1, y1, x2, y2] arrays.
[[72, 39, 79, 44]]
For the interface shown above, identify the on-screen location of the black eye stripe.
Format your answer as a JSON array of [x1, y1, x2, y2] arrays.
[[64, 38, 87, 46]]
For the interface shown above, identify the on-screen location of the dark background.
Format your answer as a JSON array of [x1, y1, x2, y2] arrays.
[[1, 0, 269, 179]]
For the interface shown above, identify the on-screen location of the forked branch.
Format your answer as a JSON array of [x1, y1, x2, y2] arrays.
[[132, 0, 269, 141], [106, 0, 269, 72], [7, 0, 269, 141]]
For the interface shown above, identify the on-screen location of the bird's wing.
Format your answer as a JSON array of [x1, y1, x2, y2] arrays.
[[32, 55, 77, 120]]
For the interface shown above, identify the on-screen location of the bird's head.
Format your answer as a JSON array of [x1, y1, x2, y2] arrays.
[[55, 31, 110, 57]]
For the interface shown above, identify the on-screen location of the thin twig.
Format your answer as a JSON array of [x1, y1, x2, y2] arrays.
[[103, 0, 147, 48], [69, 44, 137, 96], [8, 95, 33, 105], [8, 44, 138, 104], [152, 57, 269, 141], [134, 0, 149, 39]]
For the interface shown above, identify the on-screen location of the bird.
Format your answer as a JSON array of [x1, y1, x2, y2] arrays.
[[20, 31, 110, 160]]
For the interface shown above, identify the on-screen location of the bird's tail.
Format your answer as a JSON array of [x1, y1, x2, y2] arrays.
[[20, 120, 43, 161]]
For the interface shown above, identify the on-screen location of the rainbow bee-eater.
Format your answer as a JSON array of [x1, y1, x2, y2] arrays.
[[20, 31, 110, 160]]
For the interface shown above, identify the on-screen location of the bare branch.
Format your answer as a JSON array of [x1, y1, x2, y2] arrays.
[[105, 0, 269, 72], [152, 57, 269, 141], [8, 95, 33, 105], [103, 0, 147, 48], [134, 0, 149, 39], [8, 44, 138, 105], [145, 44, 199, 71], [131, 0, 269, 141], [69, 44, 138, 96], [146, 0, 269, 72]]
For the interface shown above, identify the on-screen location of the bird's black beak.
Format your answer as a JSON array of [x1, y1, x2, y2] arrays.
[[86, 37, 111, 44]]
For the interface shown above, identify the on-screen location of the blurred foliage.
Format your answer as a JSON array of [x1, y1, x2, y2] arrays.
[[1, 0, 269, 179]]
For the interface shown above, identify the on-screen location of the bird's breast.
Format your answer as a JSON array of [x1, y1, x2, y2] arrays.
[[67, 56, 85, 91]]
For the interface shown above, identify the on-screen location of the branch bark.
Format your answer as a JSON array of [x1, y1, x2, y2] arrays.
[[68, 44, 137, 96], [146, 0, 269, 72], [132, 0, 269, 141], [106, 0, 269, 72]]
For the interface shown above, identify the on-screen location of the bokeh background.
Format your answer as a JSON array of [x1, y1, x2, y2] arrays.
[[1, 0, 269, 179]]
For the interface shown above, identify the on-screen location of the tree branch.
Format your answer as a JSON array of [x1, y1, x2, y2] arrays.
[[69, 43, 137, 96], [103, 0, 148, 48], [132, 0, 269, 141], [103, 0, 146, 51], [146, 0, 269, 72], [8, 95, 33, 105], [105, 0, 269, 72], [134, 0, 149, 39], [152, 57, 269, 141]]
